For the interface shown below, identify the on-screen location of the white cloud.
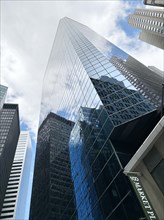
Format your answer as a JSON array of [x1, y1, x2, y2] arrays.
[[1, 42, 42, 140], [126, 41, 164, 71]]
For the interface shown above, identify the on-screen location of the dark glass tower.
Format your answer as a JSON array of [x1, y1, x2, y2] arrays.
[[0, 104, 20, 214], [30, 113, 76, 220], [38, 18, 162, 219]]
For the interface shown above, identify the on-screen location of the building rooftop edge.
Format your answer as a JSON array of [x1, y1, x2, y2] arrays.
[[38, 112, 74, 132]]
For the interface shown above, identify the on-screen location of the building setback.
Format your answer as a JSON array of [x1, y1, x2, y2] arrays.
[[30, 112, 76, 220], [0, 132, 32, 220], [128, 8, 164, 49], [143, 0, 164, 7], [37, 17, 163, 219], [0, 104, 20, 214]]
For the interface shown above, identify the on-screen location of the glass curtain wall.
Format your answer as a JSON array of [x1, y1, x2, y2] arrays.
[[39, 17, 161, 220]]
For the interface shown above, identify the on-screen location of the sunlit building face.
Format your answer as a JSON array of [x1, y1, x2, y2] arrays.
[[128, 8, 164, 49]]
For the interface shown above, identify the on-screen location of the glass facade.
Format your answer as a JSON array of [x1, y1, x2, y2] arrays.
[[38, 18, 161, 219], [0, 104, 20, 214], [30, 113, 76, 220]]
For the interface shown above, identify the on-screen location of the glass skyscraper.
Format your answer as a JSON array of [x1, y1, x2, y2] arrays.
[[36, 17, 162, 219]]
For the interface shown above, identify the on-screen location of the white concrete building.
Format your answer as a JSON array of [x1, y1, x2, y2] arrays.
[[128, 8, 164, 49], [0, 131, 33, 220]]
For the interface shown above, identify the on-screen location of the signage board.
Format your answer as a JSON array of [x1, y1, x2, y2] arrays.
[[128, 175, 159, 220]]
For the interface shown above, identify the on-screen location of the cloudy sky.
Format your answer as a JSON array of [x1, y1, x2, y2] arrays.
[[1, 0, 163, 142]]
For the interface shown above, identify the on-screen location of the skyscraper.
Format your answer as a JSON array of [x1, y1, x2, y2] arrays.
[[128, 8, 164, 49], [37, 18, 162, 219], [30, 113, 76, 220], [0, 131, 32, 220], [0, 104, 20, 214]]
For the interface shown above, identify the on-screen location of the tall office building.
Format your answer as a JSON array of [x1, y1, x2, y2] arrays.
[[0, 104, 20, 214], [0, 132, 32, 220], [37, 18, 163, 219], [30, 113, 76, 220], [128, 8, 164, 49]]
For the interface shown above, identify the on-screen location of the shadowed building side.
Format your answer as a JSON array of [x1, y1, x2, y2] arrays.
[[0, 132, 32, 220], [30, 112, 76, 220]]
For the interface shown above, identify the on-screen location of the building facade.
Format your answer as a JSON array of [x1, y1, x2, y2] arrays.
[[30, 113, 76, 220], [0, 104, 20, 214], [38, 18, 163, 219], [128, 8, 164, 49], [124, 116, 164, 220], [0, 132, 32, 220]]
